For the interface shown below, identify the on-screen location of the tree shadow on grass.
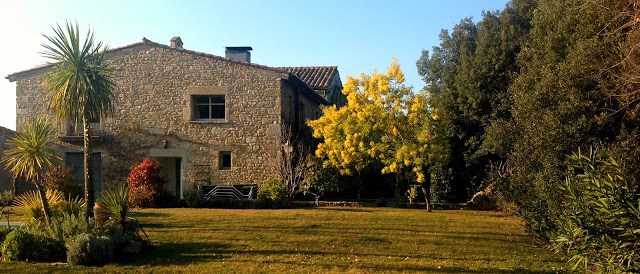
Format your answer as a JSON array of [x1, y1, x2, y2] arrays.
[[117, 242, 232, 266], [130, 211, 171, 218], [140, 222, 164, 229], [228, 249, 563, 273], [116, 242, 562, 273], [318, 208, 374, 213]]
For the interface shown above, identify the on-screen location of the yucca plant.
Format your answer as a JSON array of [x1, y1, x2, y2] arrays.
[[53, 194, 86, 217], [98, 184, 133, 225], [13, 189, 64, 223], [1, 116, 60, 225]]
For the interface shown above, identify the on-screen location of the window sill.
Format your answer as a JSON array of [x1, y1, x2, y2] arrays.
[[189, 120, 228, 124]]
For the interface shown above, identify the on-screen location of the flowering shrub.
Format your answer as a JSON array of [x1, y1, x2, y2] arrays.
[[127, 158, 168, 208]]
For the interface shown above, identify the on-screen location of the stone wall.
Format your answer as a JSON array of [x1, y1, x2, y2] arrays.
[[12, 43, 316, 194], [0, 126, 16, 193]]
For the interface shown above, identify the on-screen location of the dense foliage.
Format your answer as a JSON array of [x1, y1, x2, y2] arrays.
[[42, 165, 83, 200], [554, 150, 640, 272], [1, 229, 65, 262], [309, 60, 448, 210], [298, 155, 341, 205], [127, 158, 171, 208], [417, 0, 535, 201], [418, 0, 640, 270], [258, 179, 289, 207], [66, 233, 114, 266]]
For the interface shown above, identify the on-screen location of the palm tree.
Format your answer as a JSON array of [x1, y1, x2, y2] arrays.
[[41, 22, 115, 218], [1, 116, 60, 225]]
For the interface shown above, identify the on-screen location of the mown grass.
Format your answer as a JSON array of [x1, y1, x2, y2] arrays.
[[1, 207, 567, 273]]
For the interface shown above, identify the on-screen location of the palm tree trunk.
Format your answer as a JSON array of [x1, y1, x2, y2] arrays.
[[83, 115, 95, 218], [35, 182, 51, 225]]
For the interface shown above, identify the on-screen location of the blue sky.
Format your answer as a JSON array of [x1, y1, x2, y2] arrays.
[[0, 0, 509, 130]]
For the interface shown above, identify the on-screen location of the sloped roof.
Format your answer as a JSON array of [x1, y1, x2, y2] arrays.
[[5, 38, 331, 105], [6, 38, 288, 81], [276, 66, 337, 90]]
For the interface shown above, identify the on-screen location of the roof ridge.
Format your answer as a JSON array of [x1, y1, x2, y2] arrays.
[[276, 65, 337, 68], [7, 37, 290, 80]]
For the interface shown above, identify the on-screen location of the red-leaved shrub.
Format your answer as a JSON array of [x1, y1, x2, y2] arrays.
[[127, 158, 168, 208]]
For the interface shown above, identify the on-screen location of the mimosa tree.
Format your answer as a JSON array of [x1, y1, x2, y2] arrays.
[[308, 60, 448, 211]]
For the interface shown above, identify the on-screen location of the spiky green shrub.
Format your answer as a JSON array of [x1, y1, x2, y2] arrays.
[[33, 212, 95, 246], [55, 195, 85, 217], [554, 149, 640, 272], [13, 189, 63, 222], [98, 184, 133, 224], [13, 189, 84, 223]]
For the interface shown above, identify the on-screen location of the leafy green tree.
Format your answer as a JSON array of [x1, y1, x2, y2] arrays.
[[416, 0, 536, 201], [309, 60, 448, 211], [1, 117, 60, 225], [298, 155, 341, 205], [485, 0, 630, 240], [41, 22, 115, 218]]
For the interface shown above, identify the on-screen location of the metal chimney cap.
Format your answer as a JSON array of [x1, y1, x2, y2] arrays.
[[225, 46, 253, 51]]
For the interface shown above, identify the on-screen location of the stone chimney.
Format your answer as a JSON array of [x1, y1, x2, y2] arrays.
[[170, 36, 183, 49], [225, 47, 252, 63]]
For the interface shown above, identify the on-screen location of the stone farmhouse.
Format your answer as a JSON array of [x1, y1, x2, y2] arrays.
[[5, 37, 345, 198]]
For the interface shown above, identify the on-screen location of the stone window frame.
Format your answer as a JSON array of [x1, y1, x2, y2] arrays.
[[219, 151, 232, 170], [185, 86, 230, 124]]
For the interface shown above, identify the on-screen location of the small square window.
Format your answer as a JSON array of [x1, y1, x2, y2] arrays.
[[219, 151, 231, 170], [193, 95, 225, 120]]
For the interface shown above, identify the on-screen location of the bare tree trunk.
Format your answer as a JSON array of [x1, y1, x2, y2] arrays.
[[280, 123, 304, 205], [35, 182, 51, 225], [421, 178, 432, 212], [83, 115, 94, 218]]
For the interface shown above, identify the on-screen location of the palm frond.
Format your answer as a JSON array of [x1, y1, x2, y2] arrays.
[[1, 116, 60, 181], [13, 189, 64, 221], [41, 21, 115, 121]]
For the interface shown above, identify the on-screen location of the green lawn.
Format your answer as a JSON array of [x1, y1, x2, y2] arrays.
[[1, 207, 567, 273]]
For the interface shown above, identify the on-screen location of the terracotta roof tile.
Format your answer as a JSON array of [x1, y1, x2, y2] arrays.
[[276, 66, 337, 89]]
